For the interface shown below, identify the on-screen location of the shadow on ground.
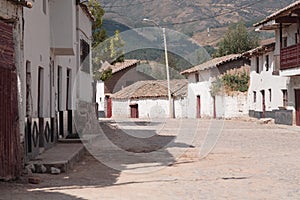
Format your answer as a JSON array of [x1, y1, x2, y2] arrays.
[[1, 119, 192, 199]]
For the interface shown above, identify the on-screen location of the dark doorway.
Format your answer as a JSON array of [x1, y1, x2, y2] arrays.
[[197, 95, 201, 118], [130, 104, 139, 118], [38, 67, 44, 118], [295, 89, 300, 126], [261, 90, 266, 118]]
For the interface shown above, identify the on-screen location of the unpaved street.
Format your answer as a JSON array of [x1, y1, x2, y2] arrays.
[[1, 119, 300, 200]]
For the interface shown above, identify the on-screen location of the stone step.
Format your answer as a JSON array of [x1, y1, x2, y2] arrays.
[[27, 143, 86, 174]]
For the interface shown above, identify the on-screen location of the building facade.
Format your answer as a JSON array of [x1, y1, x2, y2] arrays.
[[111, 80, 188, 119], [96, 60, 155, 118], [181, 54, 250, 119], [23, 0, 93, 159], [254, 1, 300, 125], [244, 40, 290, 123]]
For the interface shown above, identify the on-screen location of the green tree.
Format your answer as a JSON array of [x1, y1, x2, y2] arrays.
[[216, 21, 259, 57], [87, 0, 106, 48], [87, 1, 125, 80]]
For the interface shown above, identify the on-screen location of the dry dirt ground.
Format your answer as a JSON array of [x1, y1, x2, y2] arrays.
[[1, 119, 300, 200]]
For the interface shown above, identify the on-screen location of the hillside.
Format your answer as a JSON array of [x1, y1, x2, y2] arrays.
[[101, 0, 295, 47]]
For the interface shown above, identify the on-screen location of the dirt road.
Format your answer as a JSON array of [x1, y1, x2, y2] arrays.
[[1, 119, 300, 199]]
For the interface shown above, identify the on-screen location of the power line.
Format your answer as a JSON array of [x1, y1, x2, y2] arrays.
[[100, 0, 153, 8], [159, 0, 265, 26]]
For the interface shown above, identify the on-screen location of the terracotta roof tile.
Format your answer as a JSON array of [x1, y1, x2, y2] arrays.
[[254, 1, 300, 27], [243, 40, 275, 57], [99, 59, 140, 74], [112, 79, 188, 99], [181, 54, 242, 75]]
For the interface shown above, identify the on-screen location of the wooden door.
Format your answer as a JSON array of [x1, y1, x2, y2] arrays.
[[295, 89, 300, 126], [197, 95, 201, 118], [130, 104, 139, 118], [0, 20, 21, 179], [107, 97, 112, 118], [213, 96, 216, 119], [261, 90, 266, 118]]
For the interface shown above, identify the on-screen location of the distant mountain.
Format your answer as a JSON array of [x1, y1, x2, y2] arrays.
[[101, 0, 295, 47]]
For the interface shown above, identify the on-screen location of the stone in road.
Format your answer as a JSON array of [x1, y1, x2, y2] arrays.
[[1, 119, 300, 199]]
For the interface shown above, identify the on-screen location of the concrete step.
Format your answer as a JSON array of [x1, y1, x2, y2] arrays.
[[28, 143, 86, 174]]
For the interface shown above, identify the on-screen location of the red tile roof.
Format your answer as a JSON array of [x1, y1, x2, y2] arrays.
[[181, 54, 242, 75], [254, 1, 300, 27], [100, 59, 140, 74], [112, 79, 188, 99]]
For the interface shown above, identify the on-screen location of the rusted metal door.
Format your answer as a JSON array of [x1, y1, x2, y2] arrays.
[[197, 95, 201, 118], [0, 20, 21, 180], [295, 89, 300, 126], [130, 104, 139, 118]]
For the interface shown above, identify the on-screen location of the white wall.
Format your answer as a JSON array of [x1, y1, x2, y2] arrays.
[[248, 51, 289, 112], [49, 0, 76, 55], [77, 5, 93, 104], [96, 81, 105, 111], [187, 70, 214, 118], [174, 97, 188, 118], [24, 0, 51, 118], [216, 93, 248, 118], [112, 97, 188, 119], [112, 99, 130, 118]]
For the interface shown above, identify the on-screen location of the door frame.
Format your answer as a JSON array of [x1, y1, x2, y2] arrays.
[[130, 104, 139, 118], [196, 95, 201, 118], [295, 89, 300, 126]]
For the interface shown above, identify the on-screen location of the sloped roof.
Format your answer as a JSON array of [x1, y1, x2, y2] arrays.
[[254, 1, 300, 27], [99, 59, 140, 74], [181, 54, 242, 75], [79, 3, 94, 21], [243, 39, 275, 57], [112, 79, 188, 99]]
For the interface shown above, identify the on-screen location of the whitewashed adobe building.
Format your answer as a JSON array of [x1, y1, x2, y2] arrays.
[[23, 0, 93, 159], [243, 39, 290, 124], [254, 1, 300, 125], [97, 59, 154, 118], [181, 54, 250, 119], [111, 80, 188, 119]]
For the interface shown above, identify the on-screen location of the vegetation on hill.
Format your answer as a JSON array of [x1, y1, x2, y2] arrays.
[[215, 21, 259, 57], [101, 0, 294, 47]]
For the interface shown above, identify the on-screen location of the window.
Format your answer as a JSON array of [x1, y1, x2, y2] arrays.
[[195, 73, 199, 82], [296, 33, 299, 44], [256, 57, 259, 73], [253, 91, 257, 103], [269, 89, 272, 102], [282, 89, 288, 107], [265, 55, 269, 71], [283, 37, 288, 48], [80, 39, 90, 73]]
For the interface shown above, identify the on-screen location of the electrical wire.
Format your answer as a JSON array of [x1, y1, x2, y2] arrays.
[[100, 0, 153, 8], [162, 0, 265, 26]]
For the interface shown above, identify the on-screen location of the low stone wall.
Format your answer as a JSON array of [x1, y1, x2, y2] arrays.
[[249, 109, 293, 126]]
